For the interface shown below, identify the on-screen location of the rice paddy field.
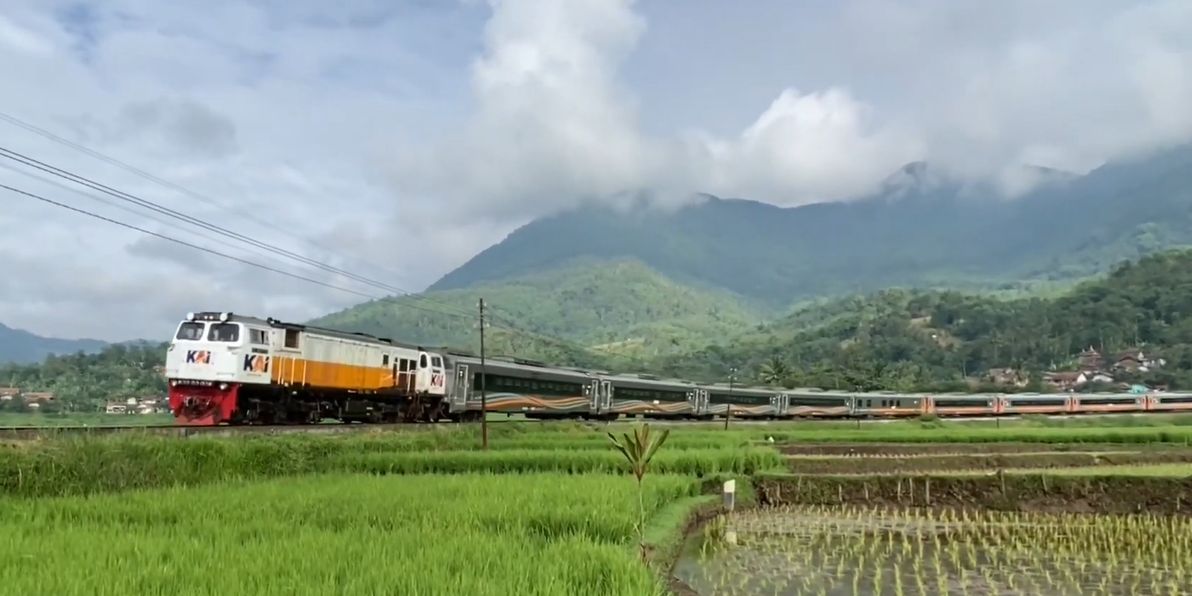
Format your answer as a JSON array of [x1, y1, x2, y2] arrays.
[[0, 473, 693, 595], [3, 418, 1192, 594], [676, 504, 1192, 595]]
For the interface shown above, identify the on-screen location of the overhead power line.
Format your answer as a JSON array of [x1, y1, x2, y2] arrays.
[[0, 145, 480, 322], [0, 109, 404, 280], [0, 114, 598, 354], [0, 182, 379, 301], [1, 178, 595, 354]]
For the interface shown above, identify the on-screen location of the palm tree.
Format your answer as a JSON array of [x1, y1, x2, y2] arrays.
[[759, 356, 790, 386], [607, 423, 670, 561]]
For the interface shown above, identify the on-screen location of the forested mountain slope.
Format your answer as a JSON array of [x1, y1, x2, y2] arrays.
[[433, 145, 1192, 305], [311, 259, 766, 367], [658, 250, 1192, 390]]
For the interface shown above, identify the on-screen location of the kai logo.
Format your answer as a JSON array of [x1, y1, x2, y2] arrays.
[[431, 373, 444, 387], [243, 354, 270, 373], [186, 350, 211, 364]]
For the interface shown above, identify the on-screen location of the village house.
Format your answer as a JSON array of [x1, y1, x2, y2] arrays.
[[1112, 349, 1166, 373], [1044, 370, 1114, 392], [105, 396, 165, 415], [982, 368, 1028, 387], [22, 391, 55, 404], [0, 387, 18, 401], [1078, 347, 1104, 372], [1044, 371, 1086, 392]]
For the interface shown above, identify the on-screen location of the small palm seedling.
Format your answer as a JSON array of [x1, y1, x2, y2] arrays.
[[608, 423, 671, 561]]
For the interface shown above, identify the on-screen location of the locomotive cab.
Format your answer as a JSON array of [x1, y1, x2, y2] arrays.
[[165, 312, 273, 424]]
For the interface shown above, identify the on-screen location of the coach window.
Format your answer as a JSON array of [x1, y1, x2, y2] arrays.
[[420, 354, 428, 368], [284, 329, 300, 349], [432, 356, 442, 367], [383, 354, 390, 366]]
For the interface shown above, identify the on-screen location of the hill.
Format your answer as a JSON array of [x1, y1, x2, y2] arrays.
[[432, 145, 1192, 306], [655, 250, 1192, 391], [310, 259, 767, 368], [0, 341, 167, 412], [0, 323, 107, 365]]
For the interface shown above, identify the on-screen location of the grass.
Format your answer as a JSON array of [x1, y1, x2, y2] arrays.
[[0, 431, 782, 498], [0, 412, 173, 427], [9, 417, 1192, 499], [0, 473, 696, 595], [333, 447, 783, 476]]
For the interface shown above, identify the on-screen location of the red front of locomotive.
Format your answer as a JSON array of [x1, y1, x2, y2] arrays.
[[168, 381, 240, 425]]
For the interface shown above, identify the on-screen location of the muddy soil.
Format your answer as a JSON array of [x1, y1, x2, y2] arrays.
[[755, 473, 1192, 515]]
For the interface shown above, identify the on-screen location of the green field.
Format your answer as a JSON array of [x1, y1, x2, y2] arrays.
[[0, 473, 693, 595], [3, 419, 1192, 594], [0, 412, 173, 427]]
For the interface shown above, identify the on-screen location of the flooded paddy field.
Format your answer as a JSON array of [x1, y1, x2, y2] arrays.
[[674, 504, 1192, 595]]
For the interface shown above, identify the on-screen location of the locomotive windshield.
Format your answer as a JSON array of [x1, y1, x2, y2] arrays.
[[175, 322, 204, 340], [207, 323, 240, 342]]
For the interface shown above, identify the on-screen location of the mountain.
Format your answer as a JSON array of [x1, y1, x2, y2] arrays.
[[0, 323, 107, 365], [655, 249, 1192, 391], [431, 144, 1192, 307], [311, 259, 767, 368]]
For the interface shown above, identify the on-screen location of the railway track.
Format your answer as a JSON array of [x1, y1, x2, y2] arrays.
[[0, 420, 486, 441]]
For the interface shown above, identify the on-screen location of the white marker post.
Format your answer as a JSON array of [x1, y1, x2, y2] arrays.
[[722, 479, 737, 545]]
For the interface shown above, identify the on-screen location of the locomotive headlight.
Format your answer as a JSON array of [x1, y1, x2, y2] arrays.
[[186, 312, 195, 321], [219, 383, 229, 391], [219, 312, 230, 322]]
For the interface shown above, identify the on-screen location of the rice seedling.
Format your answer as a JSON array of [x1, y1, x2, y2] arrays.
[[0, 472, 697, 595], [676, 504, 1192, 595]]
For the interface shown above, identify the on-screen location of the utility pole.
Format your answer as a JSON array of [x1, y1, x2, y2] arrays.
[[479, 297, 488, 450], [725, 366, 737, 430]]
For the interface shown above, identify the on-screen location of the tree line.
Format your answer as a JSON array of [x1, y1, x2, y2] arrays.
[[657, 250, 1192, 392]]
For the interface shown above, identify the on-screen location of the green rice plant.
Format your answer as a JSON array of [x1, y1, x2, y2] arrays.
[[0, 473, 697, 595], [607, 423, 670, 561], [677, 504, 1192, 594], [0, 430, 783, 498], [330, 447, 781, 477]]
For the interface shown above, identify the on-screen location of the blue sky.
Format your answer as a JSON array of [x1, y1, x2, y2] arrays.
[[1, 0, 1191, 341]]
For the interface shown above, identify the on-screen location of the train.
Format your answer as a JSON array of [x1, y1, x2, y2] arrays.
[[164, 311, 1192, 425]]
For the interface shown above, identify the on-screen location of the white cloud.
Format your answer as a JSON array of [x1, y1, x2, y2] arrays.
[[684, 88, 924, 204], [387, 0, 923, 221]]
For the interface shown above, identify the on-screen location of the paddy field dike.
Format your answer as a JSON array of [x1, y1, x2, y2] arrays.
[[3, 415, 1192, 595]]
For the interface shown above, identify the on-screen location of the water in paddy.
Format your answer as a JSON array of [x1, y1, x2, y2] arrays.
[[673, 505, 1192, 595]]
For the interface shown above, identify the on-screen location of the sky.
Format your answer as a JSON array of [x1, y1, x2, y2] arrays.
[[2, 0, 1191, 342]]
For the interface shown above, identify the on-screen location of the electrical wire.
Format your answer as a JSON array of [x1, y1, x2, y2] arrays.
[[0, 113, 601, 355]]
